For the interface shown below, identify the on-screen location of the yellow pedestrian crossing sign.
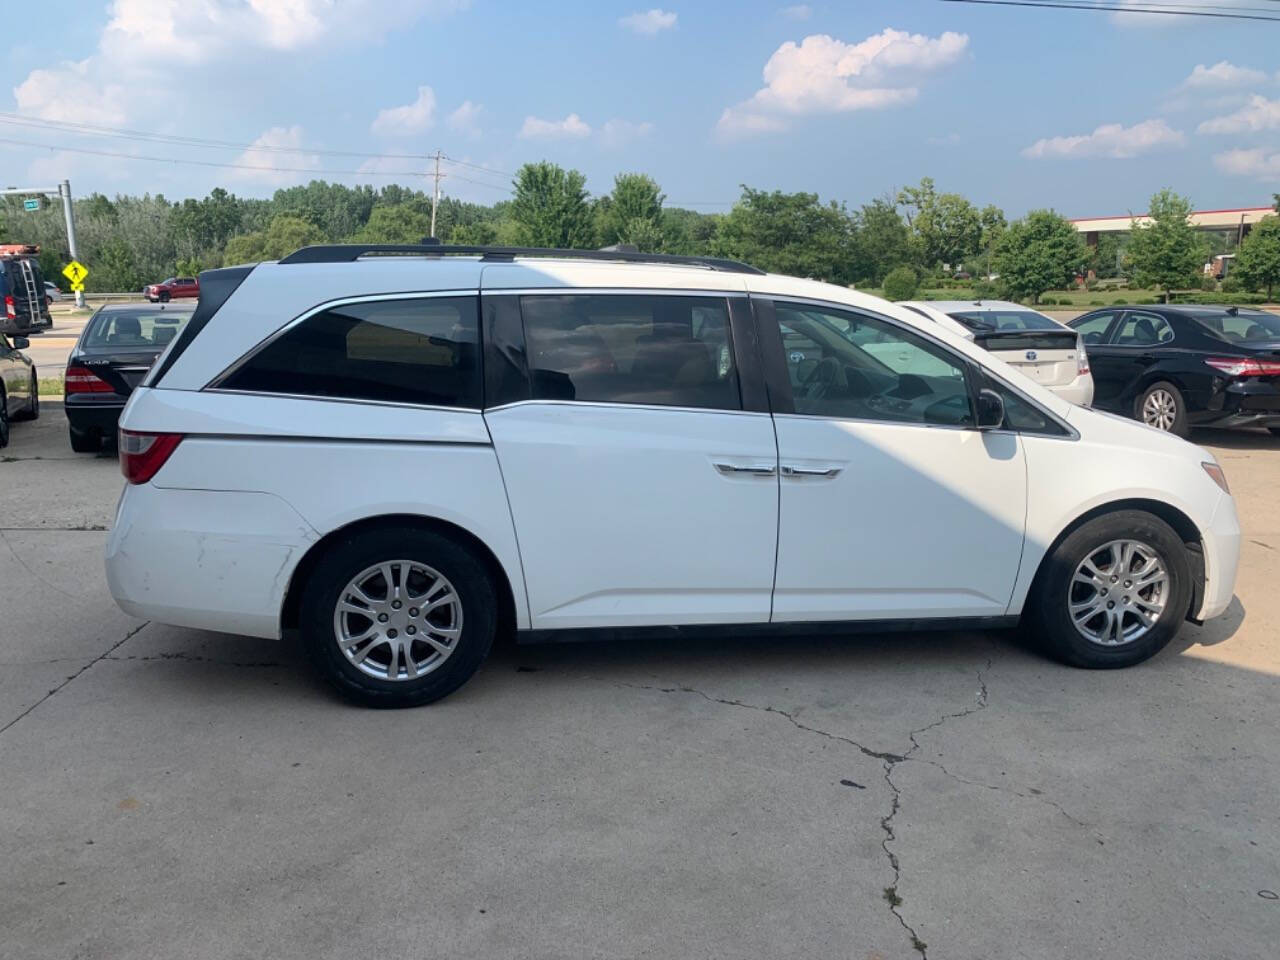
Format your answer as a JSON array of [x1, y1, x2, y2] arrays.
[[63, 261, 88, 286]]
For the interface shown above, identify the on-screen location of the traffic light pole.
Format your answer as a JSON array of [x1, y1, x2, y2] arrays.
[[1, 179, 85, 308]]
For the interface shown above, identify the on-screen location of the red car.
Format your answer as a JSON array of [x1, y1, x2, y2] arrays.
[[144, 276, 199, 303]]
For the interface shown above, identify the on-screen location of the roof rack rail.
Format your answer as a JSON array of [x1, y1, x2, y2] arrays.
[[276, 243, 765, 275]]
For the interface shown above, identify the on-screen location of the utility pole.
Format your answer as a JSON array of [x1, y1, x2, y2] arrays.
[[59, 180, 84, 309], [429, 151, 445, 240]]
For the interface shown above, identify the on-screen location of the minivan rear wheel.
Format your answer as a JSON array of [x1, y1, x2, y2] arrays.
[[300, 528, 496, 707], [1029, 510, 1191, 669]]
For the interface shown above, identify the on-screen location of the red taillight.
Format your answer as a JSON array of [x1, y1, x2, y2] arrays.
[[118, 430, 183, 484], [64, 364, 115, 394], [1206, 356, 1280, 377], [4, 295, 14, 319]]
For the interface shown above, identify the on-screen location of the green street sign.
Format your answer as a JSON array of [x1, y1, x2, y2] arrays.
[[22, 199, 38, 212]]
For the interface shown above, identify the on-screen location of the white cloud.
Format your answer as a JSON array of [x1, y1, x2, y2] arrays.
[[619, 8, 677, 34], [1022, 119, 1185, 159], [519, 113, 591, 139], [1182, 61, 1268, 90], [717, 29, 968, 137], [1213, 148, 1280, 180], [447, 101, 484, 137], [1198, 95, 1280, 135], [230, 126, 321, 186], [600, 118, 655, 146], [371, 86, 436, 135], [780, 4, 812, 19], [13, 0, 467, 128]]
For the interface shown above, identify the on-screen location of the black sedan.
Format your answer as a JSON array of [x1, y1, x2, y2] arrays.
[[1, 331, 40, 448], [1067, 304, 1280, 437], [65, 303, 195, 452]]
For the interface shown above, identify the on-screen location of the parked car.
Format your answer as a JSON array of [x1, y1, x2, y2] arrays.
[[44, 281, 62, 303], [899, 300, 1093, 406], [1067, 305, 1280, 437], [144, 276, 199, 303], [0, 247, 54, 335], [64, 303, 196, 452], [0, 331, 40, 447], [106, 245, 1240, 707]]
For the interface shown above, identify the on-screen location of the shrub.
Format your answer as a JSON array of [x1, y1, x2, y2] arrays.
[[1136, 298, 1158, 305], [882, 266, 919, 301], [1090, 299, 1105, 305], [1200, 275, 1218, 292], [1112, 298, 1129, 305], [972, 279, 1000, 298], [1221, 276, 1242, 293]]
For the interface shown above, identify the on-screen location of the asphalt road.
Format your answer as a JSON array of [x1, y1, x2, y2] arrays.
[[1, 403, 1277, 959]]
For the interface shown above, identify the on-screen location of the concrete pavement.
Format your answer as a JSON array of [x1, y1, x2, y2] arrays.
[[1, 404, 1277, 959]]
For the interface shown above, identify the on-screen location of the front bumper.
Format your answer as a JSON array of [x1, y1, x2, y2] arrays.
[[1197, 493, 1241, 621]]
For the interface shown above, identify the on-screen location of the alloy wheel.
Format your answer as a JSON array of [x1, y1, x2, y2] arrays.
[[1068, 539, 1169, 646], [332, 560, 464, 681], [1142, 389, 1177, 431]]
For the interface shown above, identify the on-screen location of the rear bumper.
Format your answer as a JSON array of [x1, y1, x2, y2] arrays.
[[64, 396, 126, 436], [105, 483, 319, 639], [1194, 379, 1280, 427], [1, 314, 52, 335], [1197, 494, 1241, 621], [1046, 375, 1094, 408]]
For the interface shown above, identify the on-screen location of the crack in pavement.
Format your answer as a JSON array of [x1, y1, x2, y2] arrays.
[[615, 660, 1089, 959], [0, 528, 79, 598], [0, 621, 150, 738]]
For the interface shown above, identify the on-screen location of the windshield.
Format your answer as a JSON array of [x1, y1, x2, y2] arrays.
[[947, 309, 1061, 332], [1192, 310, 1280, 342], [83, 308, 194, 349]]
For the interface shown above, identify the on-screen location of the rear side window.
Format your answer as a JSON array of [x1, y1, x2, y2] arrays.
[[520, 294, 740, 410], [1114, 312, 1174, 346], [219, 296, 480, 408]]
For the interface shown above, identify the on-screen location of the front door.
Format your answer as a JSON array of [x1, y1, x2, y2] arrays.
[[485, 291, 780, 629], [756, 298, 1028, 622]]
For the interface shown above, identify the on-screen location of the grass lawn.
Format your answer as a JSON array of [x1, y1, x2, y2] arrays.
[[38, 376, 64, 397]]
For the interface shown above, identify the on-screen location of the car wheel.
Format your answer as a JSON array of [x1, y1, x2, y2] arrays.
[[158, 292, 170, 303], [1268, 427, 1280, 438], [1028, 510, 1191, 669], [11, 373, 39, 421], [68, 426, 99, 453], [0, 392, 9, 449], [1136, 381, 1189, 437], [300, 527, 497, 708]]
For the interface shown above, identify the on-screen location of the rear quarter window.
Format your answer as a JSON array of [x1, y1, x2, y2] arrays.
[[217, 295, 481, 409]]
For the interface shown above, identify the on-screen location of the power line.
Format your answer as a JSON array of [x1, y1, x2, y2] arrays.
[[937, 0, 1280, 19]]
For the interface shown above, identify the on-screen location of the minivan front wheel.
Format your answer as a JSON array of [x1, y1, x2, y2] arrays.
[[1029, 510, 1191, 668], [300, 528, 496, 707]]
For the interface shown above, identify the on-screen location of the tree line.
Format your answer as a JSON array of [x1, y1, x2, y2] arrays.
[[1, 164, 1277, 304]]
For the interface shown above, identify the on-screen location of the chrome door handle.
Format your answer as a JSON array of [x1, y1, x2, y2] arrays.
[[780, 464, 843, 478], [713, 462, 777, 477]]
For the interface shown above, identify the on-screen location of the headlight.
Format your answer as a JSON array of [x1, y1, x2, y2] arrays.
[[1202, 461, 1230, 495]]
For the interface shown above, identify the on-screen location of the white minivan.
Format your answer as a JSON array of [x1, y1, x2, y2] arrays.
[[105, 245, 1240, 707]]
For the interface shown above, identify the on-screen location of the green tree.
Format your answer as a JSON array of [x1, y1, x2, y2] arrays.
[[1235, 215, 1280, 301], [851, 197, 911, 286], [1127, 189, 1202, 300], [716, 186, 855, 283], [597, 173, 665, 250], [660, 207, 720, 256], [994, 210, 1086, 304], [349, 205, 432, 244], [509, 162, 594, 248], [895, 177, 983, 271], [978, 204, 1007, 278], [882, 266, 918, 301], [223, 214, 324, 263]]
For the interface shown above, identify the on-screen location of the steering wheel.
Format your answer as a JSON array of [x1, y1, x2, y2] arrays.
[[800, 357, 844, 401]]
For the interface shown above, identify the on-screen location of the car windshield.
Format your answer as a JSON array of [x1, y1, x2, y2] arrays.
[[83, 309, 194, 349], [1191, 310, 1280, 342], [947, 309, 1061, 332]]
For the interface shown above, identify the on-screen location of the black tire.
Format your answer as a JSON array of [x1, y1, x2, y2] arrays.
[[1028, 510, 1192, 669], [1135, 380, 1189, 437], [0, 391, 9, 449], [158, 292, 170, 303], [11, 373, 38, 421], [1268, 427, 1280, 438], [68, 425, 99, 453], [300, 527, 497, 707]]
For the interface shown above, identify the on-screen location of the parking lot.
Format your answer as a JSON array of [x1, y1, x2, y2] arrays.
[[1, 402, 1277, 959]]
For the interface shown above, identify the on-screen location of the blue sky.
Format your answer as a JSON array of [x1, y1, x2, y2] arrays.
[[4, 0, 1280, 218]]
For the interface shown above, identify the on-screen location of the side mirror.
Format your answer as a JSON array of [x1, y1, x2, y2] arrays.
[[976, 388, 1005, 430], [13, 336, 30, 349]]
